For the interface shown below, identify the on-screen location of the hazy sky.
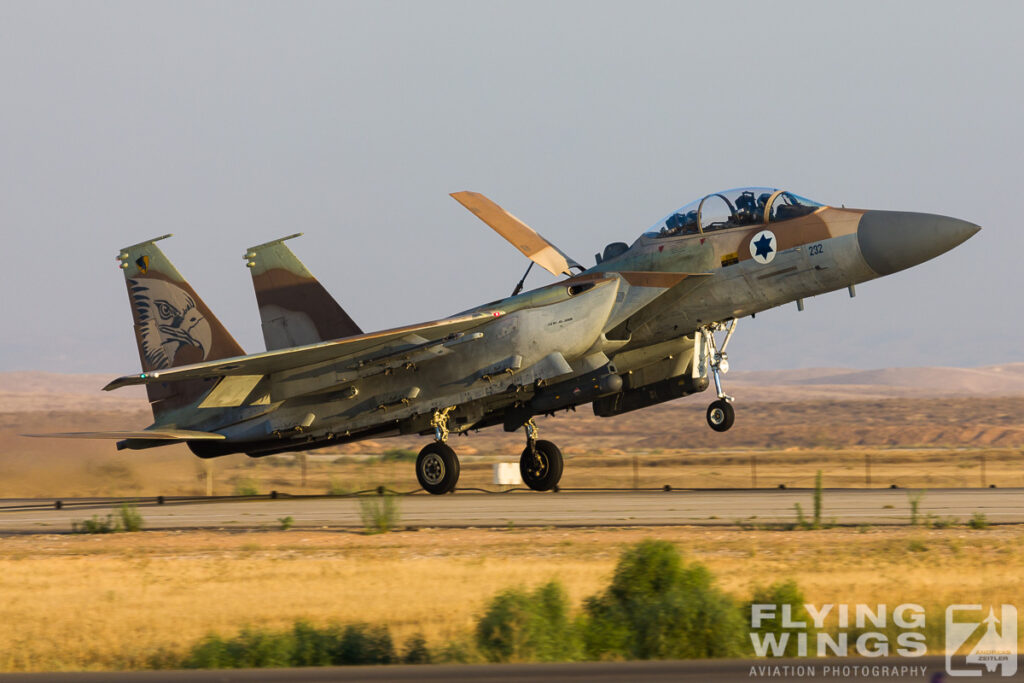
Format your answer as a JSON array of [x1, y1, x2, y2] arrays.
[[1, 1, 1021, 374]]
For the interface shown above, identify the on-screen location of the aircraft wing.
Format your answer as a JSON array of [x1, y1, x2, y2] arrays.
[[103, 311, 500, 391], [450, 191, 582, 276], [23, 429, 225, 440]]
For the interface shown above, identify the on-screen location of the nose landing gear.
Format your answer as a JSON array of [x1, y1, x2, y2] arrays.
[[699, 319, 737, 432]]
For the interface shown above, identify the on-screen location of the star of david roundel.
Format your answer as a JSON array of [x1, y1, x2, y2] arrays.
[[749, 230, 777, 265]]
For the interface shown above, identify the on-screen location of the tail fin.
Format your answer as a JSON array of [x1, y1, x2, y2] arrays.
[[117, 235, 246, 418], [243, 234, 362, 350]]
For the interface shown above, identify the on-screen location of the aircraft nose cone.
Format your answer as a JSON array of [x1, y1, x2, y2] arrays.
[[857, 210, 980, 276]]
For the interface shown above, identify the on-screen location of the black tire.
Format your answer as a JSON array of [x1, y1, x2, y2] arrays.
[[706, 399, 735, 432], [520, 439, 564, 492], [416, 442, 460, 495]]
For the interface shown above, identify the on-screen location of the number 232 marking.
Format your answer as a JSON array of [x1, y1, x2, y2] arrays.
[[808, 243, 824, 256]]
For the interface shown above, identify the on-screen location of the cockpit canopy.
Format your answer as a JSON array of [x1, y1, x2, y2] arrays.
[[642, 187, 825, 238]]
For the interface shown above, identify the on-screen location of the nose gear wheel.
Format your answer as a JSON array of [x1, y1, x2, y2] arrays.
[[706, 399, 735, 432]]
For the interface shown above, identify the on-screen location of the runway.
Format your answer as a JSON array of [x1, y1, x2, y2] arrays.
[[0, 655, 1009, 682], [0, 488, 1021, 533]]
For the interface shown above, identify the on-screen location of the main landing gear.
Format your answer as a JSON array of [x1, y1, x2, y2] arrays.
[[415, 441, 460, 495], [520, 418, 563, 492], [701, 319, 737, 432], [416, 406, 460, 495], [415, 409, 565, 495]]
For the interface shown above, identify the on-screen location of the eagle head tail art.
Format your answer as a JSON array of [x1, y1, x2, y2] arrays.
[[117, 236, 246, 417]]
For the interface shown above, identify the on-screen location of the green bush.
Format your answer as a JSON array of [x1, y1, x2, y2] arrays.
[[333, 623, 395, 664], [119, 503, 144, 532], [433, 637, 484, 664], [968, 512, 989, 529], [184, 628, 295, 669], [360, 494, 400, 534], [475, 581, 582, 662], [401, 633, 432, 664], [181, 622, 394, 668], [744, 580, 812, 657], [582, 540, 744, 660], [927, 514, 956, 529], [794, 503, 809, 530], [278, 516, 294, 531], [72, 514, 118, 534], [290, 620, 335, 666], [907, 490, 926, 526]]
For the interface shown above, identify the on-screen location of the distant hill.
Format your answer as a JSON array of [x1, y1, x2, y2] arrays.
[[0, 372, 147, 412], [727, 363, 1024, 401]]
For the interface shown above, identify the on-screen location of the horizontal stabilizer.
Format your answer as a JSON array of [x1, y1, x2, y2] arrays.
[[23, 429, 225, 440], [451, 191, 582, 276]]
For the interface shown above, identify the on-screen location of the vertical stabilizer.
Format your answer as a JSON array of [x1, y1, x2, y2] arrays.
[[117, 235, 246, 418], [244, 234, 362, 350]]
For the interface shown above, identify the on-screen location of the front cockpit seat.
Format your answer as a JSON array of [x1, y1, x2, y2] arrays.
[[734, 191, 758, 225], [665, 212, 687, 234]]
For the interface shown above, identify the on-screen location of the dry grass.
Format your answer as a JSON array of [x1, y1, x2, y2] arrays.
[[2, 392, 1022, 670], [0, 525, 1022, 671]]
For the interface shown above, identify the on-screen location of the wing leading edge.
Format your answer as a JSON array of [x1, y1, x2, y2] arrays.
[[103, 311, 502, 391], [23, 429, 225, 440]]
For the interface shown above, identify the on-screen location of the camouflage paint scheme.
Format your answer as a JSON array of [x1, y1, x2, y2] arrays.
[[244, 234, 362, 350], [30, 188, 980, 493]]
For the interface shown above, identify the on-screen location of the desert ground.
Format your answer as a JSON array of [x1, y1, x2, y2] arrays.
[[0, 367, 1021, 671]]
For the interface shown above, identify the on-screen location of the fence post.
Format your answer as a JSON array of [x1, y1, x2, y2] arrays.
[[865, 453, 871, 487], [632, 455, 639, 490], [205, 461, 214, 497], [751, 455, 758, 488]]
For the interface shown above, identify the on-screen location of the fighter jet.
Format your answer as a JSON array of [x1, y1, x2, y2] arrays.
[[31, 187, 980, 494]]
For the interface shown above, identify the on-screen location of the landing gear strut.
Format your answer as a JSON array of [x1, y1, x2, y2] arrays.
[[520, 419, 563, 491], [699, 319, 737, 432], [417, 406, 460, 495]]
